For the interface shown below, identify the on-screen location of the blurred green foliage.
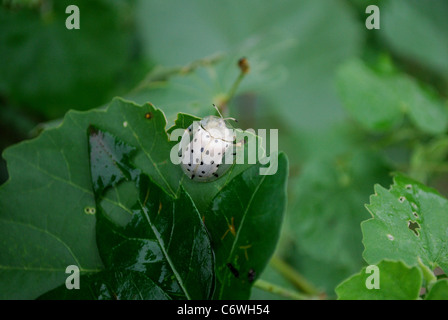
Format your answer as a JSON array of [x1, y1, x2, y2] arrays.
[[1, 0, 448, 299]]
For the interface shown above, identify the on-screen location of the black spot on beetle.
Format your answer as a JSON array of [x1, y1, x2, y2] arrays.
[[206, 150, 210, 155], [201, 147, 204, 152], [213, 173, 219, 177], [202, 171, 205, 174], [226, 263, 239, 278], [211, 160, 214, 164], [200, 161, 204, 165], [191, 175, 195, 179]]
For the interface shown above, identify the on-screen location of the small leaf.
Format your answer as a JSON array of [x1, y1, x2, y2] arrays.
[[362, 174, 448, 273], [336, 260, 422, 300], [425, 279, 448, 300]]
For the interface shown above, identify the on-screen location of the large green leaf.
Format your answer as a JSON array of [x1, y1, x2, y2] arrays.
[[336, 260, 422, 300], [362, 174, 448, 274], [205, 153, 288, 299], [0, 98, 237, 298], [0, 97, 286, 299], [40, 127, 214, 299]]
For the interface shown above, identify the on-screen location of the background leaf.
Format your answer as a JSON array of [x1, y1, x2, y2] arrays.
[[380, 0, 448, 81], [336, 260, 422, 300], [282, 146, 391, 296], [0, 0, 140, 118], [135, 0, 363, 132], [337, 59, 448, 134]]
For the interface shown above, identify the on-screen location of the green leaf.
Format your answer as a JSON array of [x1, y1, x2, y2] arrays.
[[362, 174, 448, 274], [87, 126, 138, 196], [94, 171, 214, 300], [337, 59, 448, 134], [204, 153, 288, 299], [287, 150, 391, 272], [167, 113, 201, 135], [136, 0, 363, 132], [39, 270, 172, 300], [381, 0, 448, 79], [0, 98, 241, 299], [336, 260, 422, 300], [336, 60, 403, 132], [403, 80, 448, 135], [0, 0, 138, 117], [425, 279, 448, 300], [0, 97, 278, 299], [40, 127, 215, 300]]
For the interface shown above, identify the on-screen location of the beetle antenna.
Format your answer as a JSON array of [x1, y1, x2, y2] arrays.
[[213, 104, 224, 118], [223, 117, 238, 123], [213, 104, 238, 123]]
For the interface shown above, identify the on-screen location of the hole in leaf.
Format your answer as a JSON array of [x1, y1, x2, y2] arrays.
[[84, 206, 96, 215], [407, 220, 421, 236], [398, 196, 406, 203], [387, 234, 394, 241]]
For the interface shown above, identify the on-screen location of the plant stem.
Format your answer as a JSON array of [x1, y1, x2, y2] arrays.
[[226, 72, 246, 104], [218, 59, 250, 114], [253, 279, 314, 300], [129, 53, 224, 94], [270, 256, 321, 296]]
